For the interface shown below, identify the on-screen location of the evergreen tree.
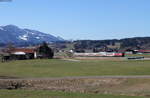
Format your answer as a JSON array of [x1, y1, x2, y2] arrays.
[[38, 42, 54, 59]]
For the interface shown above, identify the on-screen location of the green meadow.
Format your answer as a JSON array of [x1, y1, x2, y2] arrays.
[[0, 90, 146, 98], [0, 59, 150, 77], [0, 59, 150, 98]]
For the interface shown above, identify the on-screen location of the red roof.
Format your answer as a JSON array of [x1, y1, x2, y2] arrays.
[[11, 48, 36, 53]]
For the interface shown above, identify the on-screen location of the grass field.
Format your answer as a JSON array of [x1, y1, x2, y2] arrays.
[[0, 90, 146, 98], [0, 59, 150, 98], [0, 59, 150, 77], [126, 54, 150, 58]]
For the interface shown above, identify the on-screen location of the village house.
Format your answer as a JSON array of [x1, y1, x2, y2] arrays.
[[10, 48, 37, 60], [0, 43, 54, 61]]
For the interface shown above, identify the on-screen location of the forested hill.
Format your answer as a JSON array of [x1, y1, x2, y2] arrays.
[[73, 37, 150, 50]]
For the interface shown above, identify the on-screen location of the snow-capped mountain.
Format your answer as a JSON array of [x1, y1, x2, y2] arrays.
[[0, 25, 64, 44]]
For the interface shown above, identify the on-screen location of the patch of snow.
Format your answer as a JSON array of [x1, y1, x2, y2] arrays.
[[36, 37, 40, 39], [23, 34, 28, 38], [19, 35, 28, 41], [24, 30, 34, 35], [0, 27, 4, 30]]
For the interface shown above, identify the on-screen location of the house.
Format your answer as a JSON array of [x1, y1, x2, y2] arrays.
[[10, 48, 37, 60], [0, 48, 37, 61], [1, 42, 54, 61]]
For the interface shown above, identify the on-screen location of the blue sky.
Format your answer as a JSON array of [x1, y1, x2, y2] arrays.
[[0, 0, 150, 40]]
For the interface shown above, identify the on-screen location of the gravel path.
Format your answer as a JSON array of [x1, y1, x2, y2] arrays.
[[1, 75, 150, 80]]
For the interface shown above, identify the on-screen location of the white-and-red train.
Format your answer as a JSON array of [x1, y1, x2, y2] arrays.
[[74, 52, 125, 57]]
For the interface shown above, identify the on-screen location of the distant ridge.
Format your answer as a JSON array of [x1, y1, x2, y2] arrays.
[[74, 37, 150, 50]]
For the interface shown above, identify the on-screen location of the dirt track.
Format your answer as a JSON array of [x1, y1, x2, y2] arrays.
[[1, 76, 150, 97], [1, 75, 150, 80]]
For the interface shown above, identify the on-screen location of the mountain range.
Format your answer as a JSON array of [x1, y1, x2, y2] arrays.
[[1, 25, 150, 50], [0, 25, 64, 45]]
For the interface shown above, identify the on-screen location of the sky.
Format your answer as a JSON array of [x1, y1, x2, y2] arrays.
[[0, 0, 150, 40]]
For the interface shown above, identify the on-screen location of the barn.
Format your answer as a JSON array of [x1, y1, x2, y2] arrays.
[[10, 48, 37, 60]]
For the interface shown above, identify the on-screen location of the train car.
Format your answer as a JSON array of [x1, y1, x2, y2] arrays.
[[74, 52, 125, 57]]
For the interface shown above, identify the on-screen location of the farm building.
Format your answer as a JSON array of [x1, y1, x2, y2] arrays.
[[10, 48, 37, 60], [1, 43, 54, 61]]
